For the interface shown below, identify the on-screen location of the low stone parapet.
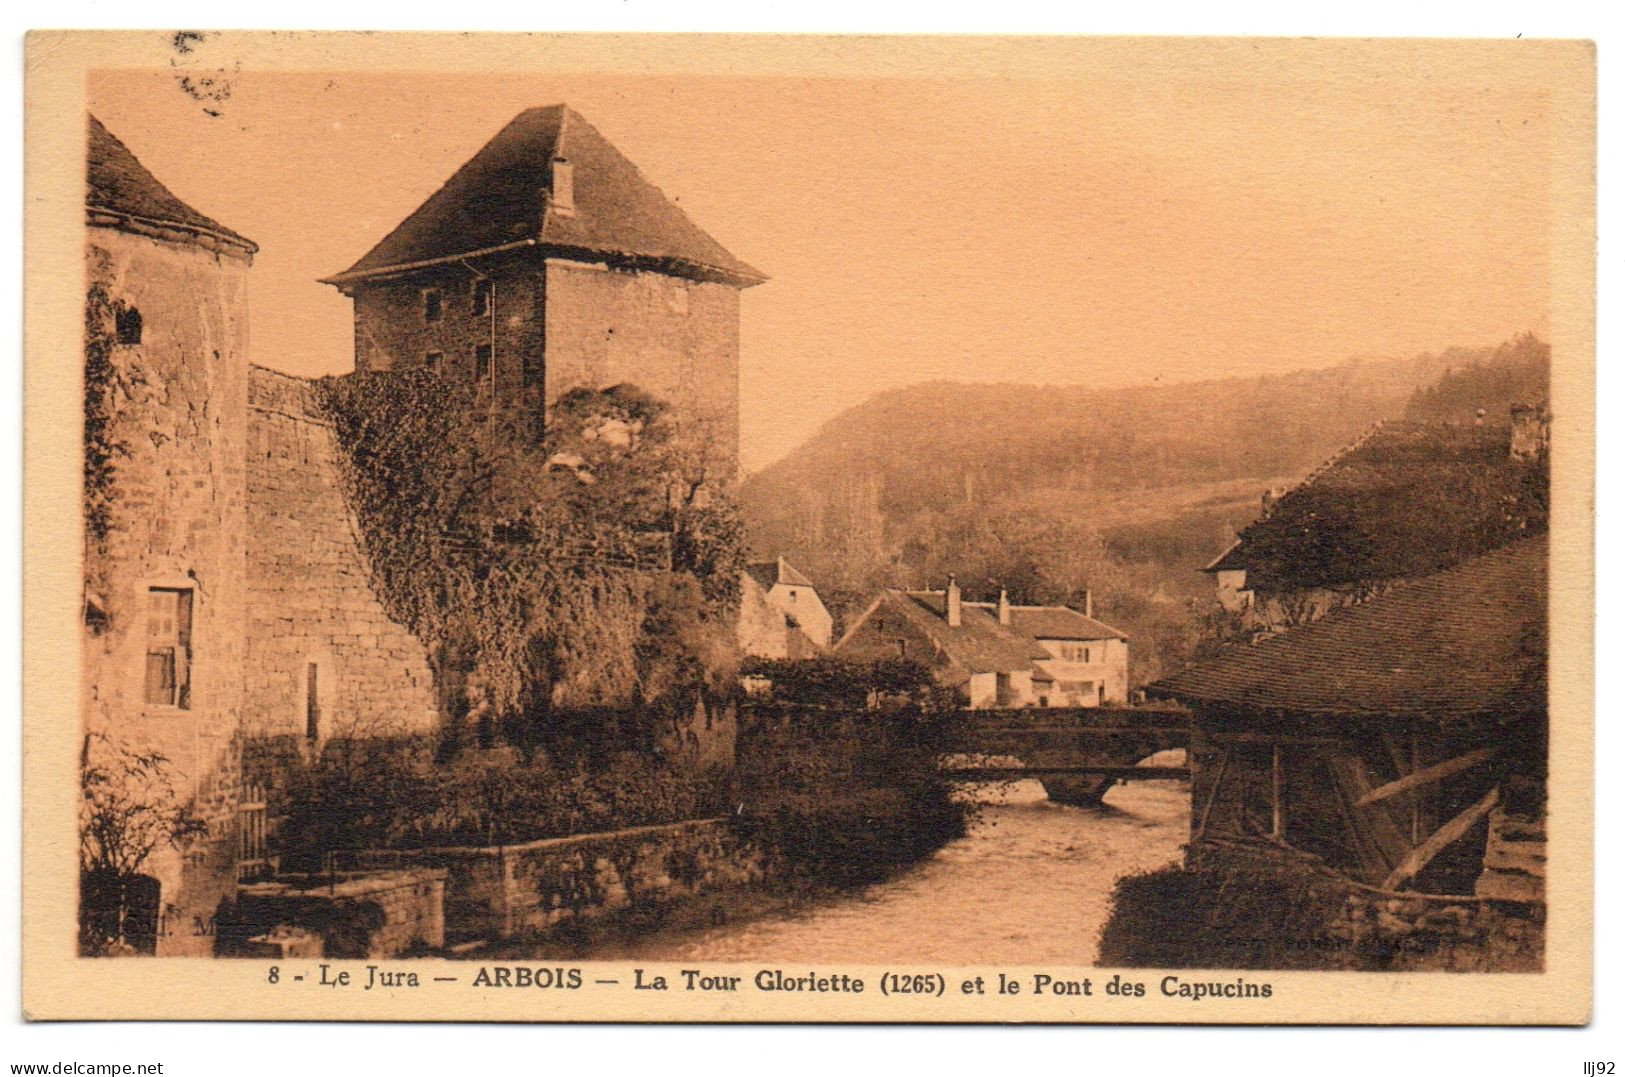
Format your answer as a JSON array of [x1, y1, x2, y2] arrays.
[[222, 868, 446, 958], [355, 818, 765, 944]]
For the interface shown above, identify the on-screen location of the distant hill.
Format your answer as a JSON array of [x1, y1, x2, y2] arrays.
[[740, 335, 1547, 685], [1404, 332, 1549, 423]]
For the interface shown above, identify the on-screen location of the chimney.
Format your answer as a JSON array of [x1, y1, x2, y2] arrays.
[[1082, 588, 1093, 619], [549, 155, 575, 218], [946, 575, 962, 628], [1510, 403, 1550, 462], [997, 588, 1011, 626]]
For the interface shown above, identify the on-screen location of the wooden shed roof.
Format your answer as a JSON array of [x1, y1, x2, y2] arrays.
[[1206, 421, 1547, 590], [1152, 538, 1546, 721]]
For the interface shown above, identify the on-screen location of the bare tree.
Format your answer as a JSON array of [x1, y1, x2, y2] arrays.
[[79, 731, 207, 954]]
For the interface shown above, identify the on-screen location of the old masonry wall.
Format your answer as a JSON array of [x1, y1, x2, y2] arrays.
[[244, 366, 439, 743]]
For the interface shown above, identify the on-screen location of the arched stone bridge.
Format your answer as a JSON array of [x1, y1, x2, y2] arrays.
[[944, 705, 1192, 807]]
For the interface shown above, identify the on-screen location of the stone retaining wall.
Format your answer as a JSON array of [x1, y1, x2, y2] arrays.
[[356, 819, 764, 944], [1189, 838, 1543, 972], [225, 868, 446, 959], [1330, 890, 1544, 972]]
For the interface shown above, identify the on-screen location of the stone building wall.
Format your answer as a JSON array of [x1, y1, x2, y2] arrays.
[[1185, 840, 1544, 972], [244, 366, 439, 741], [347, 254, 742, 481], [544, 259, 741, 480], [349, 256, 546, 412], [82, 225, 252, 954]]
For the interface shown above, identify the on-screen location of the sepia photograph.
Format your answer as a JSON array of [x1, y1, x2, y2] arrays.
[[22, 30, 1594, 1026]]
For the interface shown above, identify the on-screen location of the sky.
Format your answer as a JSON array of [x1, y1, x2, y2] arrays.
[[89, 60, 1555, 472]]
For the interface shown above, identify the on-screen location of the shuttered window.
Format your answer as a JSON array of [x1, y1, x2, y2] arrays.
[[143, 588, 192, 708]]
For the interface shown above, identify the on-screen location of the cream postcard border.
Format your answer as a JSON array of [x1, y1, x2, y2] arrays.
[[22, 30, 1596, 1024]]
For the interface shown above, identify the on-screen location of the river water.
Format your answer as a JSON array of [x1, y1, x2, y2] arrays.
[[613, 766, 1190, 967]]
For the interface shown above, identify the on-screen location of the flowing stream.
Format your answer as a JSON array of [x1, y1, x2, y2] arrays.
[[609, 768, 1190, 967]]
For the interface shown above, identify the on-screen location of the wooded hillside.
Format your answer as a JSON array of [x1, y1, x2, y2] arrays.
[[741, 336, 1549, 685]]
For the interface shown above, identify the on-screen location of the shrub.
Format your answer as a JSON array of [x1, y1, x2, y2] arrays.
[[1096, 864, 1366, 970], [738, 655, 950, 709], [316, 372, 743, 742], [79, 733, 208, 955], [274, 734, 731, 865], [732, 706, 968, 887]]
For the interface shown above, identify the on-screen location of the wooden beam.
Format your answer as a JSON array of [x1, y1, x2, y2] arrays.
[[944, 765, 1190, 781], [1380, 786, 1500, 891], [1410, 732, 1423, 846], [1355, 747, 1497, 808], [1194, 749, 1231, 841], [1271, 745, 1285, 840], [1207, 731, 1348, 748], [960, 725, 1191, 738]]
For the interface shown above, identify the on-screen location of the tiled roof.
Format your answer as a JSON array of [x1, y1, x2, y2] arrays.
[[1006, 605, 1127, 642], [87, 115, 256, 253], [745, 557, 816, 592], [886, 591, 1051, 672], [324, 105, 764, 286], [1150, 538, 1546, 721], [1206, 421, 1547, 591]]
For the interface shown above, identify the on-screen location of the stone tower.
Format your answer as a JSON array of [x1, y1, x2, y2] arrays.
[[320, 105, 765, 479], [82, 115, 258, 953]]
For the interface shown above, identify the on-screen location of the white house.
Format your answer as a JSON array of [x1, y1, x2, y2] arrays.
[[738, 557, 832, 658], [835, 578, 1130, 710], [984, 594, 1130, 707]]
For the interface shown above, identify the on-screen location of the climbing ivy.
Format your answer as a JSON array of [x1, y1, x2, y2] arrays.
[[316, 371, 743, 752]]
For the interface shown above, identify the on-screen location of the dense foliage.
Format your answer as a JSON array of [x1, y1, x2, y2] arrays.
[[732, 707, 969, 888], [1405, 332, 1549, 422], [275, 735, 731, 860], [1096, 864, 1369, 970], [82, 282, 143, 637], [82, 284, 122, 551], [317, 372, 744, 752], [738, 655, 951, 709]]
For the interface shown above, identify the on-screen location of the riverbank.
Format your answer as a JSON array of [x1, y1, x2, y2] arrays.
[[481, 777, 1190, 965]]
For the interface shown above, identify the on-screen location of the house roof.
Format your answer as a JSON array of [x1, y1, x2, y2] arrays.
[[86, 115, 256, 254], [1149, 538, 1546, 721], [1006, 605, 1127, 642], [744, 557, 816, 592], [1204, 420, 1547, 591], [322, 105, 765, 288], [1204, 540, 1247, 573], [878, 590, 1051, 673]]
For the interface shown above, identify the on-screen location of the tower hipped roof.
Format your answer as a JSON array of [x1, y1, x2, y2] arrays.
[[321, 105, 765, 288], [87, 115, 257, 254]]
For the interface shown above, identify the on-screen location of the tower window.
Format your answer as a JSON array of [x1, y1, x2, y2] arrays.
[[423, 289, 442, 323], [115, 306, 142, 345], [305, 662, 322, 741], [143, 587, 193, 708], [425, 351, 443, 373], [472, 279, 492, 317], [475, 344, 493, 381]]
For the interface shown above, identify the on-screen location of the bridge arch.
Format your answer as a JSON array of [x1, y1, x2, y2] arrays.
[[945, 706, 1190, 808]]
